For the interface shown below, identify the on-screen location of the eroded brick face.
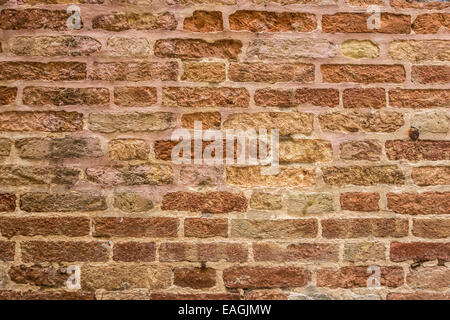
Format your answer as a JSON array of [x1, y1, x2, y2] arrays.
[[0, 0, 448, 301]]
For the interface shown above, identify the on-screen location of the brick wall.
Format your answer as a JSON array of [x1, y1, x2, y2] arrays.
[[0, 0, 449, 300]]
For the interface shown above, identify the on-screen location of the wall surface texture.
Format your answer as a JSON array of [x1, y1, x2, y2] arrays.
[[0, 0, 449, 300]]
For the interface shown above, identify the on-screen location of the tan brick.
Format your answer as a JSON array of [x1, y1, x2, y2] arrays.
[[224, 267, 311, 288], [229, 62, 314, 83], [322, 166, 405, 185], [163, 87, 249, 108], [322, 218, 408, 238], [92, 12, 177, 31], [231, 219, 318, 239], [253, 243, 338, 262]]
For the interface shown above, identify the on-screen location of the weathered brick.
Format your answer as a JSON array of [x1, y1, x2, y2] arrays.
[[255, 89, 294, 108], [184, 11, 223, 32], [86, 165, 173, 186], [0, 290, 95, 300], [88, 112, 175, 133], [389, 40, 450, 62], [344, 242, 386, 262], [385, 141, 450, 161], [387, 192, 450, 215], [114, 87, 157, 107], [154, 39, 242, 60], [10, 36, 100, 56], [322, 165, 404, 185], [105, 37, 151, 58], [184, 218, 228, 238], [322, 218, 408, 238], [0, 194, 16, 212], [150, 293, 240, 300], [229, 62, 314, 83], [23, 87, 108, 106], [0, 87, 17, 105], [340, 140, 382, 161], [163, 87, 249, 108], [113, 242, 156, 262], [411, 111, 449, 135], [412, 167, 450, 186], [160, 242, 248, 262], [182, 62, 226, 82], [0, 9, 76, 30], [341, 39, 379, 59], [162, 191, 247, 213], [231, 219, 318, 239], [229, 10, 316, 32], [0, 112, 83, 132], [0, 139, 11, 157], [0, 241, 15, 261], [343, 88, 385, 109], [296, 88, 339, 107], [322, 13, 410, 33], [390, 242, 450, 262], [389, 89, 450, 108], [320, 110, 404, 132], [109, 139, 149, 161], [174, 267, 216, 289], [180, 166, 224, 187], [413, 13, 450, 34], [21, 241, 109, 262], [279, 140, 332, 164], [0, 62, 86, 80], [0, 217, 89, 238], [224, 267, 311, 288], [114, 193, 153, 213], [181, 112, 221, 129], [92, 12, 177, 31], [8, 265, 68, 288], [407, 267, 450, 289], [390, 0, 449, 9], [288, 193, 333, 215], [250, 192, 282, 210], [413, 219, 450, 239], [317, 266, 404, 288], [246, 39, 337, 59], [91, 62, 178, 81], [20, 192, 106, 212], [340, 193, 380, 211], [412, 66, 450, 84], [0, 166, 80, 186], [321, 64, 405, 83], [93, 217, 178, 238], [387, 292, 450, 300], [253, 243, 338, 262]]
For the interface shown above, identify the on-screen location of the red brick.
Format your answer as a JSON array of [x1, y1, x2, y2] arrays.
[[389, 89, 450, 108], [255, 89, 294, 108], [0, 194, 16, 212], [253, 243, 339, 262], [386, 141, 450, 161], [0, 241, 15, 261], [184, 218, 228, 238], [387, 192, 450, 215], [340, 193, 380, 211], [413, 219, 450, 239], [181, 112, 221, 130], [91, 62, 178, 81], [114, 87, 157, 107], [413, 13, 450, 34], [0, 86, 17, 105], [412, 66, 450, 84], [322, 13, 410, 33], [159, 242, 248, 262], [390, 0, 449, 9], [322, 218, 408, 238], [0, 9, 76, 30], [322, 64, 405, 83], [23, 87, 109, 106], [93, 217, 178, 238], [174, 267, 216, 289], [21, 241, 109, 262], [150, 293, 240, 300], [184, 11, 223, 32], [162, 87, 249, 108], [113, 242, 156, 262], [224, 267, 311, 288], [390, 242, 450, 262], [154, 39, 242, 60], [0, 290, 95, 300], [343, 88, 385, 108], [8, 265, 67, 288], [229, 62, 314, 83], [296, 88, 339, 107], [0, 112, 83, 132], [0, 62, 86, 80]]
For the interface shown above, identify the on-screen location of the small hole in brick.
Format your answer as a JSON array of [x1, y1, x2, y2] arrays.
[[409, 127, 419, 141]]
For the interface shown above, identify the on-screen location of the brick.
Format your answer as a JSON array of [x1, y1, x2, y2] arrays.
[[21, 241, 109, 262], [0, 62, 86, 80], [0, 139, 11, 157], [0, 87, 17, 105], [341, 39, 379, 59], [114, 87, 157, 107], [0, 9, 76, 30], [20, 192, 107, 212], [226, 166, 316, 187], [250, 192, 282, 210], [0, 112, 83, 132], [244, 291, 288, 300], [182, 62, 226, 82], [150, 293, 240, 300], [322, 218, 408, 238], [255, 89, 294, 108], [0, 241, 15, 261], [8, 265, 68, 288], [412, 65, 450, 84], [317, 266, 404, 288], [296, 88, 339, 107], [387, 292, 450, 300], [109, 139, 149, 161], [16, 137, 102, 159], [0, 194, 16, 212], [231, 219, 318, 239], [320, 110, 404, 132], [181, 112, 221, 129], [288, 193, 333, 215], [253, 243, 338, 262], [390, 0, 449, 9], [0, 166, 80, 186], [411, 111, 449, 135], [113, 242, 156, 262], [340, 140, 382, 161], [165, 0, 235, 3], [224, 267, 311, 288], [279, 139, 333, 164], [387, 192, 450, 215], [322, 13, 410, 33], [184, 11, 223, 32], [0, 290, 95, 300], [341, 193, 380, 211], [85, 165, 173, 186], [184, 218, 228, 238], [105, 37, 151, 58], [246, 39, 337, 59], [224, 112, 313, 136], [179, 166, 224, 187], [114, 193, 153, 213], [174, 268, 216, 289], [322, 165, 404, 185], [385, 141, 450, 161], [10, 36, 100, 56], [23, 87, 108, 106], [407, 266, 450, 289], [413, 13, 450, 34], [390, 242, 450, 262], [229, 62, 314, 83], [229, 10, 316, 32], [0, 217, 89, 239], [389, 89, 450, 108], [162, 87, 249, 108], [154, 39, 242, 60], [344, 242, 386, 262], [93, 217, 178, 238], [343, 88, 385, 109], [88, 112, 175, 133], [91, 62, 178, 81], [321, 64, 405, 83], [92, 12, 177, 31], [412, 167, 450, 186], [389, 40, 450, 62], [413, 219, 450, 239], [160, 242, 248, 262], [162, 191, 247, 213]]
